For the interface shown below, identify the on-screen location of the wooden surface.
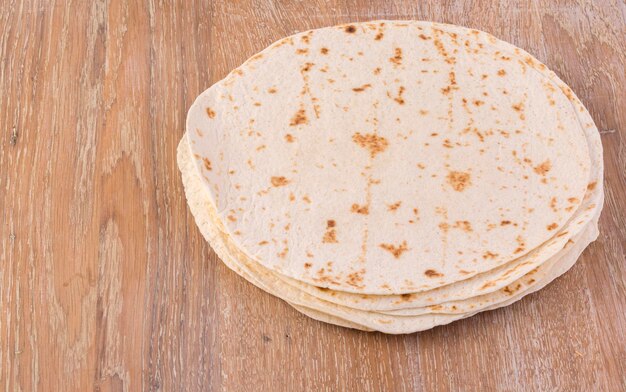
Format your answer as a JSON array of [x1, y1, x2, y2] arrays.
[[1, 0, 625, 390]]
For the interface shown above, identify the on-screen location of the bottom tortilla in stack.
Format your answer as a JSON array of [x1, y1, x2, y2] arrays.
[[179, 21, 603, 333], [178, 137, 601, 333]]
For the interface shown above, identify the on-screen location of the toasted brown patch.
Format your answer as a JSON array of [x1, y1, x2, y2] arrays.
[[501, 220, 511, 226], [375, 32, 384, 40], [301, 62, 314, 72], [418, 34, 431, 40], [346, 269, 365, 288], [379, 241, 409, 258], [497, 69, 506, 76], [352, 132, 389, 158], [424, 269, 444, 278], [473, 100, 484, 106], [587, 181, 597, 190], [295, 48, 308, 55], [454, 220, 473, 232], [203, 158, 212, 171], [483, 251, 499, 259], [304, 262, 312, 269], [533, 160, 552, 175], [284, 134, 295, 143], [351, 204, 369, 215], [271, 176, 289, 187], [268, 87, 277, 94], [289, 108, 308, 126], [320, 47, 329, 55], [345, 25, 356, 33], [481, 281, 496, 290], [352, 84, 372, 92], [258, 241, 269, 245], [206, 107, 216, 118], [389, 47, 402, 66], [447, 171, 471, 191], [322, 220, 338, 243], [547, 223, 558, 230], [387, 201, 402, 211]]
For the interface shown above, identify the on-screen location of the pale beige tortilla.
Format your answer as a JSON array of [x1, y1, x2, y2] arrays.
[[178, 138, 599, 333], [186, 20, 599, 294]]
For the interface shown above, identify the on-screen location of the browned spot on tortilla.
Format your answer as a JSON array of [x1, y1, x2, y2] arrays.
[[373, 67, 382, 75], [351, 204, 369, 215], [533, 160, 552, 175], [497, 69, 506, 76], [424, 269, 443, 278], [500, 220, 512, 226], [289, 108, 308, 126], [284, 134, 295, 143], [473, 100, 484, 106], [447, 171, 471, 191], [568, 197, 579, 204], [375, 32, 384, 40], [587, 181, 597, 190], [322, 220, 338, 243], [352, 83, 372, 92], [418, 34, 431, 40], [296, 48, 308, 55], [301, 62, 314, 72], [303, 195, 311, 203], [206, 107, 216, 118], [389, 47, 402, 66], [387, 201, 402, 211], [271, 176, 289, 187], [258, 241, 269, 246], [429, 305, 443, 311], [514, 235, 526, 254], [202, 158, 212, 171], [268, 87, 277, 94], [352, 132, 389, 158], [227, 215, 236, 222], [379, 241, 409, 258], [483, 251, 499, 259], [289, 193, 295, 201], [256, 144, 266, 151], [419, 109, 429, 116], [547, 223, 558, 230], [443, 139, 454, 148], [394, 86, 405, 104], [320, 47, 329, 55], [195, 128, 204, 137], [345, 25, 356, 33], [481, 281, 496, 290], [454, 220, 473, 232], [346, 269, 365, 288], [304, 262, 312, 269]]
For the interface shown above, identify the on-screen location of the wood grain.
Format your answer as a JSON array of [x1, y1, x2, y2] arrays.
[[1, 0, 624, 390]]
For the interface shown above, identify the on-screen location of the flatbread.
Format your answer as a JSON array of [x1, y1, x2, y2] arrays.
[[178, 137, 599, 333], [186, 20, 598, 294]]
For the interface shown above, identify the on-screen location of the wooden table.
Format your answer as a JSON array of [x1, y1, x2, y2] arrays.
[[2, 1, 624, 390]]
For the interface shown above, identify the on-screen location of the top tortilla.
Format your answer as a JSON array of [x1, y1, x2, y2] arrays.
[[186, 21, 593, 294]]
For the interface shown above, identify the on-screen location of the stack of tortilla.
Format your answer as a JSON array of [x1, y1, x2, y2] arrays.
[[178, 21, 603, 334]]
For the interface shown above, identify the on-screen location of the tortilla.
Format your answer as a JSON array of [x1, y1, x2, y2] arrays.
[[186, 20, 597, 295], [178, 137, 599, 333]]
